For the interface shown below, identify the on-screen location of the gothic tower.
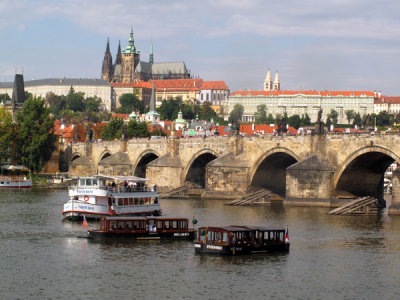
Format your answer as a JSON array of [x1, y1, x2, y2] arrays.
[[149, 42, 154, 64], [115, 40, 122, 65], [273, 71, 280, 91], [121, 27, 141, 83], [101, 38, 113, 82], [264, 69, 272, 91]]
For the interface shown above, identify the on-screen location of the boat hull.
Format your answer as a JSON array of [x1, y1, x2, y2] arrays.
[[194, 242, 290, 255], [88, 230, 195, 240], [0, 179, 32, 188]]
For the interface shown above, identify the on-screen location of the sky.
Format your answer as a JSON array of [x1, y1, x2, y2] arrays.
[[1, 0, 400, 95]]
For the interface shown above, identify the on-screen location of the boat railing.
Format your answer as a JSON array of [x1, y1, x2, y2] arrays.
[[0, 176, 30, 182], [70, 185, 157, 193]]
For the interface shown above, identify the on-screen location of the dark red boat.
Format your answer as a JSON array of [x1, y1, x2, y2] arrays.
[[194, 225, 290, 255], [87, 216, 195, 240]]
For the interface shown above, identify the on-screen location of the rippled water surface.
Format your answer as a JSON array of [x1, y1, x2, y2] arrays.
[[1, 189, 400, 299]]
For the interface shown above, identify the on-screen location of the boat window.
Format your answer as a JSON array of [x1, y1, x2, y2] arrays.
[[223, 232, 229, 243], [124, 198, 128, 206], [86, 179, 92, 186], [118, 198, 123, 206], [129, 198, 133, 206], [133, 221, 140, 230], [139, 199, 144, 205], [165, 221, 170, 229], [180, 220, 187, 229], [141, 221, 146, 229], [134, 198, 138, 205], [93, 180, 98, 186], [117, 221, 124, 230], [172, 221, 178, 229], [215, 232, 222, 241], [126, 221, 132, 230], [279, 232, 284, 242], [110, 221, 116, 230], [270, 231, 274, 240], [79, 179, 85, 186], [208, 231, 214, 241], [157, 221, 163, 229]]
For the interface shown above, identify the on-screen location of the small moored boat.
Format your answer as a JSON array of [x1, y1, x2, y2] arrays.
[[194, 225, 290, 255], [0, 165, 31, 189], [87, 216, 195, 240]]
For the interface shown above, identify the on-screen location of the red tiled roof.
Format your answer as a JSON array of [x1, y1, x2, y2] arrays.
[[151, 79, 202, 90], [111, 81, 152, 88], [240, 124, 298, 135], [374, 96, 400, 104], [200, 81, 229, 90], [231, 90, 375, 97]]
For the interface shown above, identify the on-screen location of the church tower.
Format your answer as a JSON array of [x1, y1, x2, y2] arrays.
[[149, 42, 154, 64], [273, 71, 280, 91], [101, 38, 113, 82], [264, 69, 272, 91], [121, 27, 141, 83]]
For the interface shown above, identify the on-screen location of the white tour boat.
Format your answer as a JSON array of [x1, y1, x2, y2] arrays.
[[62, 175, 161, 220], [0, 165, 32, 188]]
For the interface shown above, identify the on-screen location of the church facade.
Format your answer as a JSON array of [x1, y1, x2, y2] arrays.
[[101, 28, 191, 83]]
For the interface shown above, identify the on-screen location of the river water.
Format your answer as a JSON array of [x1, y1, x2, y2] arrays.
[[1, 189, 400, 299]]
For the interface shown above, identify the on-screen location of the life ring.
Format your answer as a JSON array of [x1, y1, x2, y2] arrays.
[[84, 196, 89, 202]]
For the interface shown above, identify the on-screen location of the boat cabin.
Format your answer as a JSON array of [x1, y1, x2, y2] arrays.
[[195, 225, 289, 255], [99, 216, 190, 233]]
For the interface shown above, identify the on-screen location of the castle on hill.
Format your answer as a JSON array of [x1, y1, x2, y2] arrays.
[[101, 28, 191, 83]]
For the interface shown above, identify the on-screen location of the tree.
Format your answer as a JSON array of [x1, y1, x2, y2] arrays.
[[51, 95, 67, 116], [182, 103, 196, 120], [200, 101, 217, 121], [117, 93, 144, 114], [15, 96, 56, 173], [326, 116, 332, 128], [254, 104, 268, 124], [228, 104, 244, 126], [157, 98, 181, 120], [126, 120, 149, 138], [66, 87, 85, 112], [328, 109, 338, 126], [345, 110, 355, 125], [300, 114, 311, 127], [0, 93, 11, 103], [288, 114, 301, 129], [353, 112, 362, 127], [266, 114, 275, 124], [100, 117, 124, 140], [376, 111, 393, 127], [85, 96, 101, 112], [0, 106, 14, 161]]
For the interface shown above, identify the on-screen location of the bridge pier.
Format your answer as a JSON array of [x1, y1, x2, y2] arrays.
[[389, 168, 400, 214], [285, 156, 336, 206]]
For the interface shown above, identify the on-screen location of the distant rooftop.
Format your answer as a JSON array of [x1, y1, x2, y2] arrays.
[[1, 78, 110, 87]]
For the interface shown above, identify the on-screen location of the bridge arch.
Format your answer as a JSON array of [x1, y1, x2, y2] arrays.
[[182, 149, 219, 188], [333, 145, 400, 203], [133, 150, 160, 178], [250, 147, 300, 196], [71, 152, 82, 162], [98, 150, 112, 164]]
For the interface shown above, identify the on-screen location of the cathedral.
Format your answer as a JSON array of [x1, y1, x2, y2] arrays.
[[101, 28, 191, 83]]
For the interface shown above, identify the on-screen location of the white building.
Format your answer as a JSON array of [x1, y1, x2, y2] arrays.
[[374, 96, 400, 114], [199, 81, 229, 105], [229, 90, 375, 123], [0, 78, 113, 111]]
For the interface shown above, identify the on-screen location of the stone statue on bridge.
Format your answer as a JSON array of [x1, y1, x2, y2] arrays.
[[314, 109, 324, 135], [277, 116, 287, 135]]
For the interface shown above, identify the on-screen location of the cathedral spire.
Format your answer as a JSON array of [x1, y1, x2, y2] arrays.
[[101, 38, 113, 82], [149, 41, 154, 64], [115, 40, 122, 65], [150, 80, 156, 112]]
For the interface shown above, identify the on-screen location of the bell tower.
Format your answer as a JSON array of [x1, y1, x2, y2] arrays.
[[264, 69, 272, 91], [273, 71, 280, 91]]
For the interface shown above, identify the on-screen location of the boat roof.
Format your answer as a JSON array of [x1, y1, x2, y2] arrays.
[[104, 216, 189, 221], [202, 225, 286, 232], [95, 175, 149, 182]]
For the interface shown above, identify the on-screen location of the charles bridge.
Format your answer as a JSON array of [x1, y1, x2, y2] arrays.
[[60, 132, 400, 214]]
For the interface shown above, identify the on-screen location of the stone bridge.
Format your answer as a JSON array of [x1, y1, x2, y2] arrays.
[[62, 133, 400, 214]]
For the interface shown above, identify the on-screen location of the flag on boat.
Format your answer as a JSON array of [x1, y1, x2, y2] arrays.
[[285, 226, 289, 243], [82, 215, 88, 229]]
